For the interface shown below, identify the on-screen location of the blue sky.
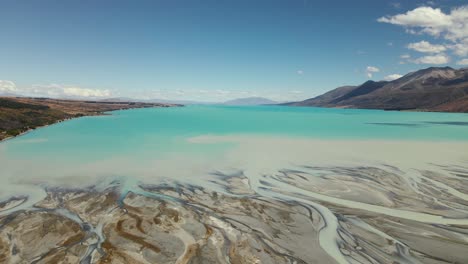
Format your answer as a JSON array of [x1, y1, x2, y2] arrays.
[[0, 0, 467, 101]]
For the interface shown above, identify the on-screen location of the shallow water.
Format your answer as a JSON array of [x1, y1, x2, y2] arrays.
[[2, 105, 468, 185], [1, 105, 468, 263], [2, 105, 468, 167]]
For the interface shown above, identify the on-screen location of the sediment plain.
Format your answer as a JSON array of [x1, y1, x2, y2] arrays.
[[1, 136, 468, 264]]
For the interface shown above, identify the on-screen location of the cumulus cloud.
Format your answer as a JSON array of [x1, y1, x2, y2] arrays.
[[0, 80, 17, 93], [0, 81, 112, 98], [377, 6, 461, 39], [413, 54, 450, 64], [378, 5, 468, 63], [366, 66, 380, 78], [407, 40, 447, 53], [457, 58, 468, 65], [449, 38, 468, 56], [29, 83, 111, 98], [384, 74, 403, 81], [63, 87, 111, 97]]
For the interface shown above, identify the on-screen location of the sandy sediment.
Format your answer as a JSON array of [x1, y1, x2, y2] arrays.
[[1, 138, 468, 263], [0, 166, 467, 263]]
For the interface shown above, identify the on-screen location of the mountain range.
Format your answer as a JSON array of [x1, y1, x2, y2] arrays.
[[4, 67, 468, 112], [288, 67, 468, 112]]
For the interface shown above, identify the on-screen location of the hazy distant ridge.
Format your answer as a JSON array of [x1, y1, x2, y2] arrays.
[[223, 97, 278, 106]]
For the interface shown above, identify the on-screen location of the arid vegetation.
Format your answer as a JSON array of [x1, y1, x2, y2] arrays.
[[0, 97, 178, 140]]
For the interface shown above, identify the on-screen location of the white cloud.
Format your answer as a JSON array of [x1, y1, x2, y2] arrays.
[[456, 58, 468, 65], [447, 6, 468, 41], [0, 80, 17, 93], [407, 40, 447, 53], [366, 66, 380, 72], [384, 74, 403, 81], [62, 87, 111, 97], [366, 66, 380, 78], [30, 84, 111, 98], [378, 5, 468, 63], [400, 54, 411, 59], [377, 6, 451, 28], [413, 54, 450, 64], [0, 81, 112, 98], [390, 2, 401, 9], [215, 89, 230, 95], [449, 38, 468, 56], [290, 90, 303, 94], [0, 81, 307, 103], [378, 7, 452, 35]]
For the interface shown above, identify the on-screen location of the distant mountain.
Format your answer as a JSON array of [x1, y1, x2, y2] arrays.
[[224, 97, 278, 106], [288, 67, 468, 112]]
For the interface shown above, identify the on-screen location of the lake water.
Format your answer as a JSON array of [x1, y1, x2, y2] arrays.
[[4, 105, 468, 157], [1, 105, 468, 184]]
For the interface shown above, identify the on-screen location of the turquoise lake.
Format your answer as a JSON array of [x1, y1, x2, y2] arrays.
[[3, 105, 468, 161], [1, 105, 468, 186]]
